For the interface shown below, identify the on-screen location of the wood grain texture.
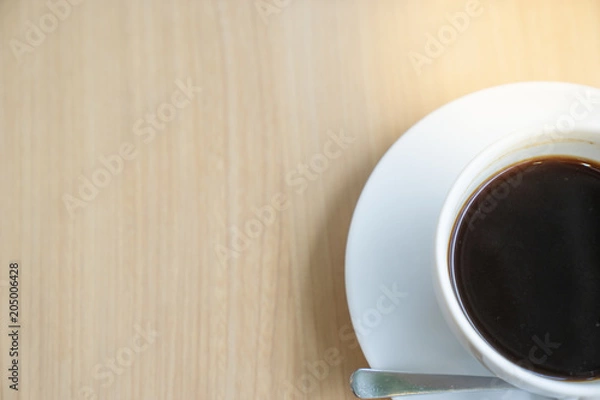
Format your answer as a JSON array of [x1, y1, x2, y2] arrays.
[[1, 0, 599, 399]]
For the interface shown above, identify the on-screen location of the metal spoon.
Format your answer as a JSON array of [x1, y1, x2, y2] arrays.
[[350, 369, 516, 398]]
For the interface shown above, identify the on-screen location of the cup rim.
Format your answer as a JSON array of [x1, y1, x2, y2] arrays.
[[434, 124, 600, 398]]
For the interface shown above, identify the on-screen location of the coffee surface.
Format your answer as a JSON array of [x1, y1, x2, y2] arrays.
[[452, 157, 600, 379]]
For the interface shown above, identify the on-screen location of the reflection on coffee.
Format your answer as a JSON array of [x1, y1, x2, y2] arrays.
[[451, 157, 600, 380]]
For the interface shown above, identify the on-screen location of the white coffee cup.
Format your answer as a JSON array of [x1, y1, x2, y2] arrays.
[[434, 121, 600, 400]]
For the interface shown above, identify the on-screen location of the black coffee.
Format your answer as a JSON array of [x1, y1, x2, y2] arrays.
[[451, 157, 600, 380]]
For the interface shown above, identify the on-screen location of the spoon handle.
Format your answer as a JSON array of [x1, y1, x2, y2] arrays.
[[350, 369, 515, 398]]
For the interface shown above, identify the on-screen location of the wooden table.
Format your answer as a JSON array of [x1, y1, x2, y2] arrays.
[[1, 0, 599, 398]]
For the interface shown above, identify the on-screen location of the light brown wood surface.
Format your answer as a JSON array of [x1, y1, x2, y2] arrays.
[[1, 0, 600, 399]]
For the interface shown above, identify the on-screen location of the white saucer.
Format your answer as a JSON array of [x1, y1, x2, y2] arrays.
[[345, 82, 600, 400]]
